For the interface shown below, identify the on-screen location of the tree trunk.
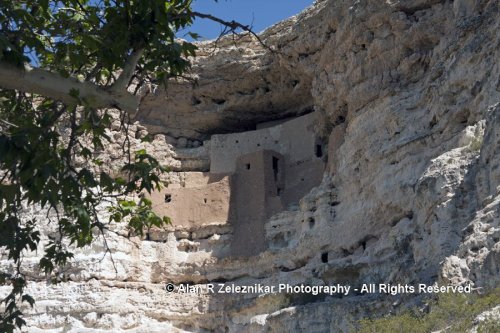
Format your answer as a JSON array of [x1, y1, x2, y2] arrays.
[[0, 62, 140, 114]]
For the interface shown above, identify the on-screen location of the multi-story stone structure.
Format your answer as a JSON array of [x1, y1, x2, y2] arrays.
[[149, 112, 325, 256]]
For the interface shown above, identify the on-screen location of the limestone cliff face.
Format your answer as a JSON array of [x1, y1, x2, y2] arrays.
[[1, 0, 499, 332]]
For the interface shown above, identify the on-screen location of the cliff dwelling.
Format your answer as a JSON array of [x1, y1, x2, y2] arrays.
[[149, 112, 326, 257]]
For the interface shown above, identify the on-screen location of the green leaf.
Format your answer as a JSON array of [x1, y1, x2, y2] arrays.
[[39, 258, 54, 274], [21, 295, 35, 308], [99, 172, 114, 191], [187, 32, 201, 40]]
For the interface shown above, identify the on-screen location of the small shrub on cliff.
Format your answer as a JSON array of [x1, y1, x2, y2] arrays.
[[469, 136, 484, 153], [357, 287, 500, 333]]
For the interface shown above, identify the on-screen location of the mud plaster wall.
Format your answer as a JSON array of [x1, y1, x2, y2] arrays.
[[149, 173, 232, 228], [150, 113, 326, 236], [231, 150, 285, 257], [282, 159, 325, 207], [209, 112, 320, 174]]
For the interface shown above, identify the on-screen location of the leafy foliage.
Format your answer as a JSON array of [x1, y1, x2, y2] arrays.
[[0, 0, 210, 330], [0, 0, 197, 83], [469, 136, 484, 153]]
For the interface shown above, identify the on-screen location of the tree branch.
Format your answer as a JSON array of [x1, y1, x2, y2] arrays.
[[190, 11, 275, 53], [0, 62, 140, 115], [112, 48, 144, 91]]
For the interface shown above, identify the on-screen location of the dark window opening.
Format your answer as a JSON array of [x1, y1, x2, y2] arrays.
[[164, 194, 172, 203], [315, 144, 323, 158], [321, 252, 328, 263], [145, 233, 151, 241], [308, 217, 315, 229], [277, 188, 282, 196], [272, 157, 279, 181], [212, 98, 226, 105], [204, 198, 207, 203], [336, 115, 345, 124], [246, 163, 251, 170], [191, 97, 201, 105]]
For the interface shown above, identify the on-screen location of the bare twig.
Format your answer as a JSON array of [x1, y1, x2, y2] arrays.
[[176, 11, 275, 53], [0, 118, 18, 128], [97, 226, 118, 274]]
